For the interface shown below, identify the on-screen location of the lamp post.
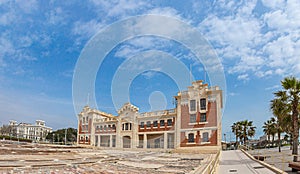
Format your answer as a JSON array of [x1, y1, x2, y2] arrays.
[[224, 133, 226, 150], [65, 128, 67, 145], [52, 133, 55, 144]]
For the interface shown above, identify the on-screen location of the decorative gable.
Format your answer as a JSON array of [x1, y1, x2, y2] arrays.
[[117, 102, 139, 115]]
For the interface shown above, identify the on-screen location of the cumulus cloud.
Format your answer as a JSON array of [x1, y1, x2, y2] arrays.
[[199, 0, 300, 79]]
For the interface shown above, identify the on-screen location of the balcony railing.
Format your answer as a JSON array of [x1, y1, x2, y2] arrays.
[[140, 109, 176, 117]]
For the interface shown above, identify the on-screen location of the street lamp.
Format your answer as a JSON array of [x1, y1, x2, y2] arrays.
[[224, 133, 226, 150]]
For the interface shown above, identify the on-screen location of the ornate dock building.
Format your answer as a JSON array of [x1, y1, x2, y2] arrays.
[[77, 80, 222, 149]]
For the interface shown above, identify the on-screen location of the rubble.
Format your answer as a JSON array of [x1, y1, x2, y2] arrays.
[[0, 141, 214, 174]]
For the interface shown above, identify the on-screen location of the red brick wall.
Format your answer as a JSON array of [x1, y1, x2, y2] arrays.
[[88, 118, 92, 133], [209, 130, 217, 145], [180, 130, 218, 147], [181, 102, 217, 129], [78, 120, 82, 133]]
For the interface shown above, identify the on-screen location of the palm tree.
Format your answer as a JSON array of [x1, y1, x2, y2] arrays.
[[281, 76, 300, 162], [269, 117, 277, 147], [271, 91, 290, 152], [263, 120, 273, 148], [231, 122, 242, 149], [239, 120, 256, 146]]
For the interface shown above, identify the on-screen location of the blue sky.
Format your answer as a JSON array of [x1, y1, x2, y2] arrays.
[[0, 0, 299, 140]]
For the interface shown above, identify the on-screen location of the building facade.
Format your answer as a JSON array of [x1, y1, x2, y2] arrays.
[[9, 120, 52, 141], [77, 80, 222, 149]]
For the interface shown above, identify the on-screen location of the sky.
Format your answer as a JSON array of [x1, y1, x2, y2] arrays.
[[0, 0, 299, 140]]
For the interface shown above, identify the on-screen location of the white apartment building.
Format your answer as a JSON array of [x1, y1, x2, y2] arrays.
[[9, 120, 52, 141]]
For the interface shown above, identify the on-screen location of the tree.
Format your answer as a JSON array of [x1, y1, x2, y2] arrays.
[[269, 117, 277, 147], [239, 120, 256, 146], [46, 127, 77, 144], [271, 91, 290, 152], [281, 76, 300, 162], [263, 119, 273, 148], [0, 124, 16, 136], [231, 122, 242, 149], [232, 120, 256, 146]]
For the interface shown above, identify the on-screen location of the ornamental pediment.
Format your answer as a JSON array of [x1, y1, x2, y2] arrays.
[[117, 103, 139, 115]]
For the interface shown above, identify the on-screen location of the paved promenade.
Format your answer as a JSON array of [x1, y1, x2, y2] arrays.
[[218, 150, 275, 174]]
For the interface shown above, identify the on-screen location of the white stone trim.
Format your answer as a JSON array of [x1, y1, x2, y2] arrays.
[[180, 127, 218, 131], [198, 122, 208, 124]]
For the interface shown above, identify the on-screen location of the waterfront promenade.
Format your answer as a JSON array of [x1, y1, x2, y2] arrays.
[[218, 150, 276, 174]]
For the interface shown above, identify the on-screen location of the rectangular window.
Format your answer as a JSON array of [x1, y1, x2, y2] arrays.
[[190, 114, 196, 123], [190, 100, 196, 111], [146, 121, 151, 128], [153, 121, 158, 127], [140, 122, 144, 128], [188, 133, 195, 143], [200, 113, 206, 122], [160, 120, 165, 127], [125, 123, 129, 130], [203, 132, 209, 142], [167, 119, 172, 126], [200, 98, 206, 110]]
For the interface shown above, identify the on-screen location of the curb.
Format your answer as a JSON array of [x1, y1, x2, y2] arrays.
[[241, 149, 287, 174]]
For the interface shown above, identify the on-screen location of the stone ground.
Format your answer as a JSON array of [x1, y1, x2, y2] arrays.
[[247, 146, 297, 173], [0, 140, 214, 174]]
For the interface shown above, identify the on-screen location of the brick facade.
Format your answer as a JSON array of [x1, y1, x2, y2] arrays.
[[77, 80, 222, 149]]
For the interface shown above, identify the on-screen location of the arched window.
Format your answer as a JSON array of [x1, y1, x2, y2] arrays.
[[188, 133, 194, 143]]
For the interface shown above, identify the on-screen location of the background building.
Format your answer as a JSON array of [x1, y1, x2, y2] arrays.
[[77, 80, 223, 149], [9, 120, 52, 141]]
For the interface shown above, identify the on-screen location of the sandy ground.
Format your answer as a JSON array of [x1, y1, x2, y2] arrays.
[[0, 140, 213, 174]]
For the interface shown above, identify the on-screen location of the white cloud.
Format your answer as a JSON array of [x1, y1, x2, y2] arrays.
[[228, 92, 239, 96], [0, 12, 17, 26], [114, 37, 172, 59], [199, 0, 300, 80], [72, 19, 104, 40], [15, 0, 38, 14], [261, 0, 286, 10], [48, 7, 66, 25], [61, 69, 74, 78], [265, 84, 280, 91], [237, 74, 249, 81], [141, 71, 158, 79], [90, 0, 150, 18]]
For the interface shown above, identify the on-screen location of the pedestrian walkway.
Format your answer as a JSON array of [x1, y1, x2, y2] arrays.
[[218, 150, 275, 174]]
